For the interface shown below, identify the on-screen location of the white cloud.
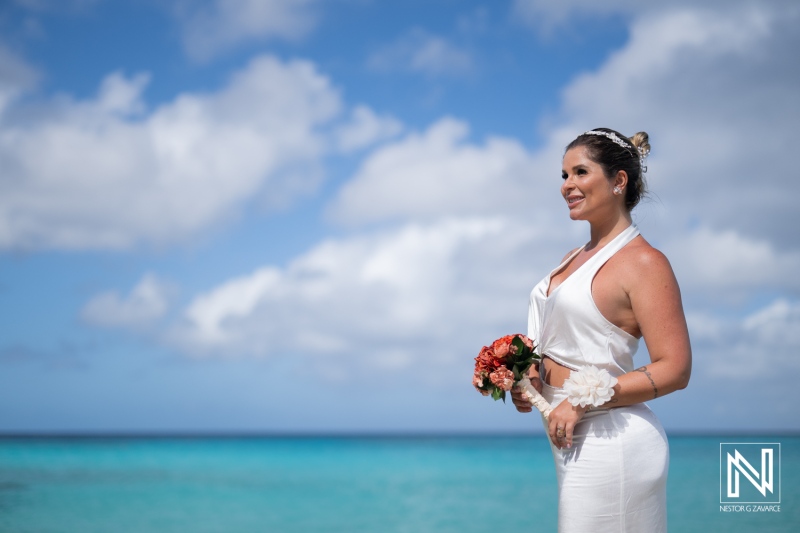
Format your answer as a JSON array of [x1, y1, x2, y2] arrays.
[[698, 298, 800, 379], [0, 54, 341, 250], [741, 298, 800, 375], [327, 118, 557, 226], [664, 227, 800, 294], [367, 29, 473, 76], [95, 71, 150, 116], [82, 274, 171, 329], [176, 0, 319, 62], [334, 105, 403, 153], [167, 217, 546, 363], [558, 5, 773, 121], [511, 0, 735, 32], [181, 267, 281, 345]]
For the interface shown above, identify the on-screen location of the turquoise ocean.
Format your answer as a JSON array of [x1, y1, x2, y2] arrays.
[[0, 435, 797, 532]]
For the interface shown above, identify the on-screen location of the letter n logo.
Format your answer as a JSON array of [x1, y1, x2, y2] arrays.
[[720, 443, 780, 504]]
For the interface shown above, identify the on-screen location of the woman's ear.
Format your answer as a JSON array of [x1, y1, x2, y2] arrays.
[[614, 170, 628, 191]]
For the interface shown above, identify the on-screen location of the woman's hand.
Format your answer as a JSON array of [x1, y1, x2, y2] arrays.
[[511, 364, 543, 413], [547, 400, 586, 449]]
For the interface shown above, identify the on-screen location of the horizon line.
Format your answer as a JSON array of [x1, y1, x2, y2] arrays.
[[1, 429, 799, 440]]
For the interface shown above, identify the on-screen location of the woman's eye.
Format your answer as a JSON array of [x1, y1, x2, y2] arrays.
[[577, 168, 587, 175], [561, 172, 568, 180]]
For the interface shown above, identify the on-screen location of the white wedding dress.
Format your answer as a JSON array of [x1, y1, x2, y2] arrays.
[[528, 225, 668, 532]]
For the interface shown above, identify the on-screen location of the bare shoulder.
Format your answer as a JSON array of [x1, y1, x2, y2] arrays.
[[614, 236, 678, 286]]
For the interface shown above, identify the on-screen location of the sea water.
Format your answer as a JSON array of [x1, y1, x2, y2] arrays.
[[0, 435, 797, 532]]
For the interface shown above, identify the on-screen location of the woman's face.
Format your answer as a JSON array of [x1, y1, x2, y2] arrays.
[[561, 146, 621, 222]]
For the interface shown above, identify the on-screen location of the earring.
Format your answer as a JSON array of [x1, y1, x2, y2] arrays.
[[613, 186, 622, 195]]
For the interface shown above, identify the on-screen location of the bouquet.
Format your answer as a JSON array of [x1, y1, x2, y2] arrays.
[[472, 334, 553, 419]]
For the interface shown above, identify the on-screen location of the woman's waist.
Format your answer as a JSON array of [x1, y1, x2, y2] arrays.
[[539, 354, 585, 389], [539, 381, 656, 427], [539, 353, 627, 388], [540, 355, 577, 387], [540, 378, 654, 416]]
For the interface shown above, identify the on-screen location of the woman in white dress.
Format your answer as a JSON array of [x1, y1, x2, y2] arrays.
[[511, 128, 692, 532]]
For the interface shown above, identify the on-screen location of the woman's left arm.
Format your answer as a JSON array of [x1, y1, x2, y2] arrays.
[[611, 246, 692, 405], [550, 247, 692, 449]]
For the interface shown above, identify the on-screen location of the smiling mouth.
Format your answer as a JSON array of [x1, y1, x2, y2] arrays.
[[566, 196, 584, 206]]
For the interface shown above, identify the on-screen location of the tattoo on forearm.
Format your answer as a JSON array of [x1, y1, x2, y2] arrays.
[[635, 366, 659, 398]]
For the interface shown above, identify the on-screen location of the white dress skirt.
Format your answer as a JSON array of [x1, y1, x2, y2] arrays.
[[540, 381, 669, 532]]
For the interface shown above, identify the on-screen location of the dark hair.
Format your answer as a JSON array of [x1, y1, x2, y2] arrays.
[[565, 128, 651, 211]]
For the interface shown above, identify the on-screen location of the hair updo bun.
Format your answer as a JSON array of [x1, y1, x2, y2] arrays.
[[566, 128, 651, 211], [629, 131, 650, 155]]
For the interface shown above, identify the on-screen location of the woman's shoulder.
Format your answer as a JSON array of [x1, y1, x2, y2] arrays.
[[614, 236, 676, 281]]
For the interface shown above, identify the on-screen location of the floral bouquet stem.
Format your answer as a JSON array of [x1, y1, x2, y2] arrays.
[[516, 377, 553, 420]]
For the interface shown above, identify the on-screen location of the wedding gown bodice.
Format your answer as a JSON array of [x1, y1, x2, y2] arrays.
[[527, 224, 641, 375]]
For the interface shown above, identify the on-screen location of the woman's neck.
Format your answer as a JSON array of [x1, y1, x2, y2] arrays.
[[587, 211, 633, 250]]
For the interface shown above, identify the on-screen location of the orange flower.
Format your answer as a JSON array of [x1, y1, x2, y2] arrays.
[[474, 346, 501, 373], [491, 334, 517, 359]]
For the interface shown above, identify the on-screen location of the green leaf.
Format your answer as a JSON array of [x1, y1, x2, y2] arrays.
[[491, 387, 503, 401], [511, 336, 525, 353]]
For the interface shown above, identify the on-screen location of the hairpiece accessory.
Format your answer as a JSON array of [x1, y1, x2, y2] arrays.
[[563, 365, 618, 408], [637, 145, 649, 175], [613, 186, 622, 195], [582, 130, 632, 149]]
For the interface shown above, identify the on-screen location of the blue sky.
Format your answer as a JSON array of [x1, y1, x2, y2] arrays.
[[1, 0, 798, 434]]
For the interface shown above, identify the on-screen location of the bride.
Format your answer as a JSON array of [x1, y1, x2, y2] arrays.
[[511, 128, 692, 532]]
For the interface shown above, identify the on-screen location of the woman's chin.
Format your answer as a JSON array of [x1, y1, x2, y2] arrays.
[[567, 209, 584, 221]]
